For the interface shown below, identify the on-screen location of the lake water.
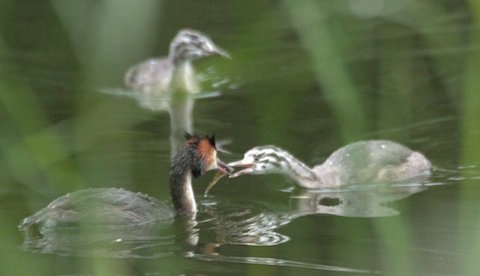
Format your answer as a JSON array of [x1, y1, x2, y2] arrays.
[[1, 1, 480, 275]]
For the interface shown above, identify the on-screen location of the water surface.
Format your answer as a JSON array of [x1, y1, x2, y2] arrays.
[[1, 1, 480, 275]]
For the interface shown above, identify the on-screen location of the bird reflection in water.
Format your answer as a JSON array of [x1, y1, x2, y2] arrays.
[[17, 138, 437, 260], [102, 29, 231, 158], [18, 28, 439, 266], [17, 29, 239, 258], [227, 140, 432, 188], [129, 29, 230, 159], [125, 29, 230, 96], [18, 135, 437, 258], [17, 29, 256, 258], [18, 134, 232, 257], [289, 183, 430, 218], [197, 140, 436, 252]]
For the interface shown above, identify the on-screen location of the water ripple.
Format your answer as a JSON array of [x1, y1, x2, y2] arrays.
[[192, 253, 378, 273]]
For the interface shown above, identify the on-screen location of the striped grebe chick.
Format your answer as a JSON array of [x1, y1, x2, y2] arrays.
[[125, 29, 230, 94], [227, 140, 432, 188]]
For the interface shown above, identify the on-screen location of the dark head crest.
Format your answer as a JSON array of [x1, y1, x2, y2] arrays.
[[184, 132, 194, 140], [184, 132, 216, 148], [206, 134, 216, 148]]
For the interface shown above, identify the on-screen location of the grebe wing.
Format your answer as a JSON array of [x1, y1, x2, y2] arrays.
[[19, 188, 174, 231], [125, 58, 171, 89]]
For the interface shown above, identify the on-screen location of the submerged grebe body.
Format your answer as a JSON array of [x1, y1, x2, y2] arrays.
[[228, 140, 432, 188], [19, 134, 231, 232], [20, 188, 174, 230]]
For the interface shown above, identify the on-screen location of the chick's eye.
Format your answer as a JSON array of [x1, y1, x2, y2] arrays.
[[254, 153, 265, 161]]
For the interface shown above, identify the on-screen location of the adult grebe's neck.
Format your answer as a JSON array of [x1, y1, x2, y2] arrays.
[[170, 148, 198, 214], [170, 169, 196, 214]]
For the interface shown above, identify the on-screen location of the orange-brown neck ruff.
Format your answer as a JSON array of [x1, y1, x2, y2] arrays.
[[198, 139, 216, 170]]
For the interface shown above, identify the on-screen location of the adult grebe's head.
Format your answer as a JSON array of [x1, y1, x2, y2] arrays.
[[169, 29, 230, 64], [170, 133, 232, 213], [173, 133, 231, 177], [228, 146, 290, 178]]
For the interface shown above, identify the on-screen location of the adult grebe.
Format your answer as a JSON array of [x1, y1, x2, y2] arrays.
[[227, 140, 431, 188], [19, 133, 231, 233], [124, 29, 230, 94]]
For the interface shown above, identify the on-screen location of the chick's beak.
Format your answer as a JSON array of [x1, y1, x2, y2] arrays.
[[210, 44, 231, 59], [227, 159, 254, 178]]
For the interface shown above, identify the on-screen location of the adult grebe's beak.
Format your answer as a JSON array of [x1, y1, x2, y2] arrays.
[[227, 159, 254, 178], [216, 158, 233, 175]]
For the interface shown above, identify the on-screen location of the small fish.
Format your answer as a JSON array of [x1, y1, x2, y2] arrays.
[[204, 171, 228, 197]]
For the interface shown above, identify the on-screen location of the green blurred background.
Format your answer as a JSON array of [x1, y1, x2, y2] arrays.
[[1, 0, 480, 275]]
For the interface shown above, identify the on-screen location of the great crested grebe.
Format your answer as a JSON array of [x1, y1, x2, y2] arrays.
[[124, 29, 230, 94], [227, 140, 432, 188], [19, 133, 231, 234]]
